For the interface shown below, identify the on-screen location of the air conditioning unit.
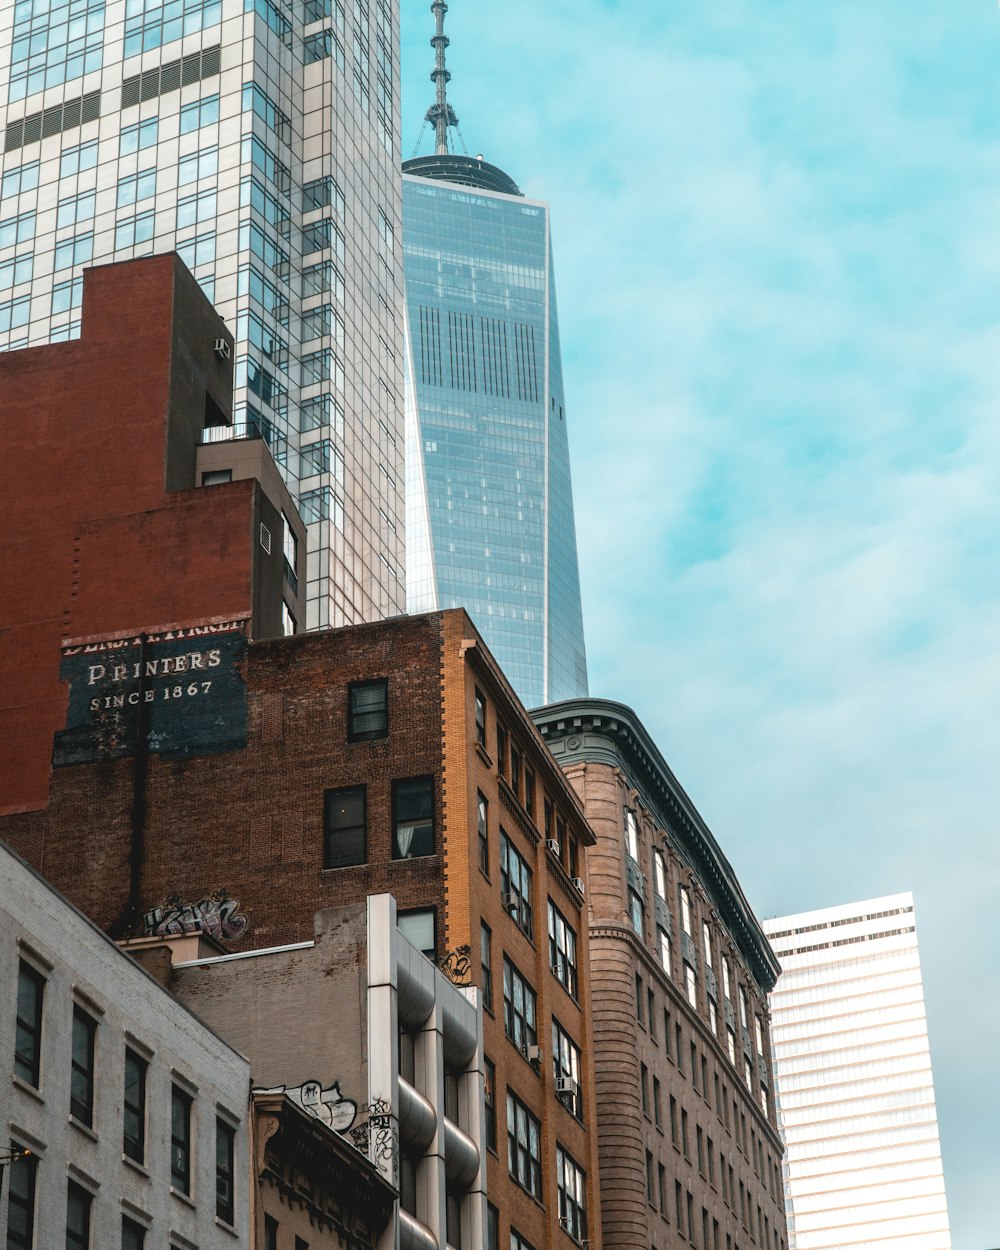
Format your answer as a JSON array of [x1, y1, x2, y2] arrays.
[[545, 839, 561, 855], [213, 337, 231, 360], [502, 892, 519, 914], [555, 1076, 579, 1098], [526, 1044, 543, 1066], [571, 877, 585, 895]]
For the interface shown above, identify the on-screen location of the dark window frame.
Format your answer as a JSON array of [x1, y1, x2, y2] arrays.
[[70, 1006, 96, 1127], [500, 830, 533, 939], [65, 1180, 92, 1250], [392, 775, 435, 859], [477, 791, 489, 877], [323, 784, 367, 868], [481, 922, 493, 1012], [547, 899, 578, 999], [506, 1089, 542, 1199], [216, 1116, 236, 1224], [121, 1215, 146, 1250], [474, 687, 487, 748], [123, 1047, 147, 1164], [556, 1143, 588, 1244], [170, 1085, 193, 1195], [347, 677, 388, 741], [484, 1056, 497, 1153], [502, 956, 537, 1056], [14, 961, 44, 1088], [6, 1143, 37, 1250]]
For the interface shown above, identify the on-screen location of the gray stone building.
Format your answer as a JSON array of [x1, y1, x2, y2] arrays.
[[532, 700, 790, 1250], [0, 840, 251, 1250]]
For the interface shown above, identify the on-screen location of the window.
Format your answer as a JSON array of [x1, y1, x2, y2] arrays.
[[509, 743, 521, 798], [640, 1063, 650, 1115], [180, 92, 220, 132], [54, 232, 93, 271], [510, 1231, 537, 1250], [117, 168, 156, 208], [684, 962, 698, 1010], [474, 688, 487, 747], [6, 1144, 37, 1250], [548, 900, 578, 998], [65, 1181, 91, 1250], [743, 1056, 753, 1091], [679, 884, 693, 936], [120, 118, 158, 154], [709, 998, 718, 1036], [60, 140, 97, 178], [658, 1162, 667, 1213], [477, 792, 489, 876], [739, 985, 750, 1030], [216, 1117, 236, 1223], [303, 173, 345, 215], [648, 990, 657, 1039], [304, 27, 343, 64], [646, 1150, 655, 1204], [657, 926, 672, 976], [669, 1095, 678, 1146], [552, 1018, 582, 1114], [1, 159, 39, 199], [481, 923, 493, 1011], [500, 831, 533, 938], [754, 1016, 765, 1057], [628, 887, 644, 937], [484, 1057, 496, 1151], [496, 722, 508, 775], [324, 785, 366, 867], [393, 777, 434, 857], [57, 191, 95, 228], [506, 1091, 541, 1198], [115, 211, 155, 249], [348, 678, 387, 740], [171, 1085, 193, 1194], [177, 187, 217, 228], [15, 961, 44, 1087], [727, 1027, 737, 1066], [722, 957, 732, 1000], [635, 973, 644, 1025], [178, 145, 218, 185], [703, 920, 714, 969], [653, 1075, 662, 1127], [556, 1145, 587, 1243], [264, 1215, 278, 1250], [70, 1006, 96, 1126], [624, 807, 639, 861], [523, 768, 535, 817], [486, 1204, 499, 1250], [653, 848, 667, 898], [502, 957, 536, 1055], [122, 1216, 145, 1250], [398, 909, 435, 959], [124, 1048, 147, 1163]]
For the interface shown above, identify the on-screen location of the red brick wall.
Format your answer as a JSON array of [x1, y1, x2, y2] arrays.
[[0, 255, 253, 816]]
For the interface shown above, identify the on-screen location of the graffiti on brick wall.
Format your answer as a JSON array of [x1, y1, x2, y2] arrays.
[[53, 621, 249, 765], [256, 1081, 358, 1133], [350, 1098, 398, 1184], [143, 889, 248, 941]]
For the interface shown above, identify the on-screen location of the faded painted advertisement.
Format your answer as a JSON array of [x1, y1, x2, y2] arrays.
[[53, 622, 249, 766]]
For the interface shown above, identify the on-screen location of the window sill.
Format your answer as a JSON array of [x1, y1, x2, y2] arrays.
[[215, 1216, 239, 1238], [170, 1187, 196, 1209], [475, 742, 494, 768], [122, 1154, 149, 1179], [11, 1075, 44, 1104], [69, 1116, 97, 1142]]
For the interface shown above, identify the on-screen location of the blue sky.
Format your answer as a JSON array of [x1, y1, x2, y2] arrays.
[[401, 2, 1000, 1243]]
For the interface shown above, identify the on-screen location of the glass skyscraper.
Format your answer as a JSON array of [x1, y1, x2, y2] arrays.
[[764, 894, 952, 1250], [0, 0, 405, 630], [401, 152, 588, 707]]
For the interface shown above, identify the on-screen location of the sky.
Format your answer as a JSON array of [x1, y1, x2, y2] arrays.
[[400, 1, 1000, 1243]]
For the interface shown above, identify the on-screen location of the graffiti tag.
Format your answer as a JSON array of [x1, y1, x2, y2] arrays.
[[143, 890, 248, 941], [255, 1081, 358, 1133]]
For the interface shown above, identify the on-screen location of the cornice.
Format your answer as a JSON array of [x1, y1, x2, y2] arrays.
[[531, 698, 781, 991]]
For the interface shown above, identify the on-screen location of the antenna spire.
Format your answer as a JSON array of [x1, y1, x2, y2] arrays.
[[425, 0, 458, 155]]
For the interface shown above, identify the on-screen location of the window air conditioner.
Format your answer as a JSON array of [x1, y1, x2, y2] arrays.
[[545, 839, 561, 855], [214, 338, 231, 360], [571, 877, 585, 895], [555, 1076, 579, 1098], [502, 892, 519, 914], [526, 1044, 543, 1066]]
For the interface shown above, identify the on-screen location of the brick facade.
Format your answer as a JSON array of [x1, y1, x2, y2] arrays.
[[534, 702, 790, 1250], [1, 608, 603, 1250], [0, 255, 303, 816]]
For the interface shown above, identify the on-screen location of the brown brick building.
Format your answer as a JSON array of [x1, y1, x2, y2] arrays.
[[0, 254, 304, 818], [532, 700, 789, 1250], [2, 609, 603, 1250]]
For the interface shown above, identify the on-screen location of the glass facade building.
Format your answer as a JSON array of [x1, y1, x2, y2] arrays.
[[764, 894, 952, 1250], [401, 154, 588, 707], [0, 0, 405, 630]]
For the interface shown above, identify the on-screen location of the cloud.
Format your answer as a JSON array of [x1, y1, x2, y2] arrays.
[[402, 2, 1000, 1241]]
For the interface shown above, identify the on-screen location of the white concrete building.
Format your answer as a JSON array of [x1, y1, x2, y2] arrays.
[[0, 840, 251, 1250], [764, 893, 951, 1250]]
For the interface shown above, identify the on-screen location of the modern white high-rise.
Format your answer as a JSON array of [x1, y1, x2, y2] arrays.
[[764, 894, 951, 1250], [0, 0, 405, 629]]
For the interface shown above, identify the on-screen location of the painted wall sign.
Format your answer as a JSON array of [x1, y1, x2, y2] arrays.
[[53, 622, 249, 766], [255, 1081, 358, 1134], [143, 890, 248, 941]]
